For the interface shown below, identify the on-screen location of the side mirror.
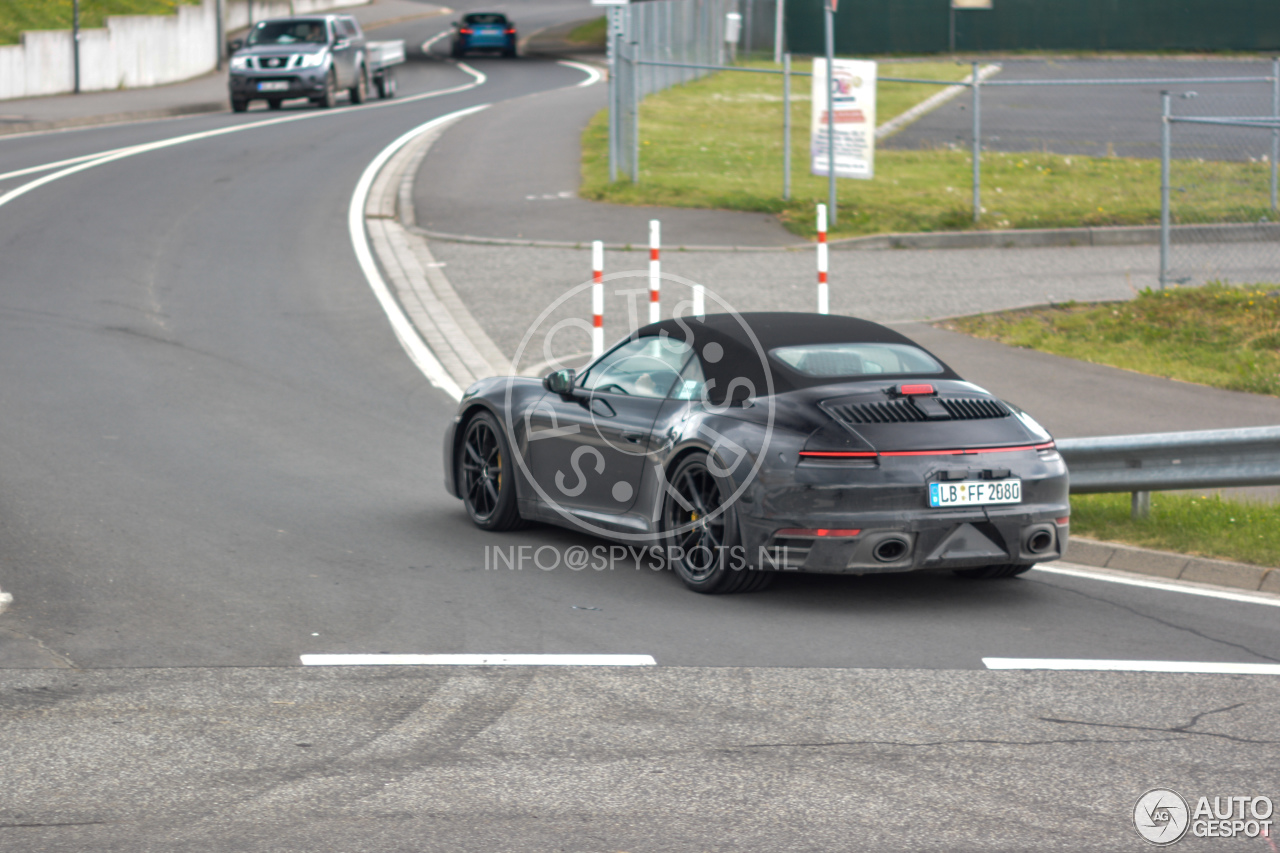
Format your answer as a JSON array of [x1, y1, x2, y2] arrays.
[[228, 38, 243, 52], [543, 368, 577, 396], [452, 20, 460, 26]]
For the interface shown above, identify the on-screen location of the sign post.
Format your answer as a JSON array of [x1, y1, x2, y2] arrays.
[[823, 0, 835, 224], [593, 0, 629, 183]]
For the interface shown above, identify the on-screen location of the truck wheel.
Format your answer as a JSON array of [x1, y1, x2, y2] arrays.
[[315, 70, 337, 109], [376, 69, 396, 99], [349, 65, 368, 104], [231, 98, 248, 113]]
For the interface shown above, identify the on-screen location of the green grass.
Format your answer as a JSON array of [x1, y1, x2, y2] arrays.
[[580, 59, 1271, 240], [0, 0, 196, 46], [1070, 492, 1280, 567], [566, 15, 606, 47], [943, 283, 1280, 397]]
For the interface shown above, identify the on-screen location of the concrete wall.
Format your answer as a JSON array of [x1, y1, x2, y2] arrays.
[[0, 0, 369, 101]]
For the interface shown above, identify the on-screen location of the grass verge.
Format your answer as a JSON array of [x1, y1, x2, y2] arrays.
[[580, 58, 1272, 239], [941, 283, 1280, 397], [566, 16, 606, 47], [1069, 492, 1280, 567], [1, 0, 196, 46]]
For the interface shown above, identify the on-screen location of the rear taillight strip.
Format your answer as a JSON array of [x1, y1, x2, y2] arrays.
[[800, 442, 1055, 459]]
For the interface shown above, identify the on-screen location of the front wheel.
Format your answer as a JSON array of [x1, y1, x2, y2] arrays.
[[349, 65, 368, 104], [661, 454, 772, 594], [953, 564, 1034, 580], [231, 98, 248, 113], [458, 412, 524, 531], [314, 70, 337, 109]]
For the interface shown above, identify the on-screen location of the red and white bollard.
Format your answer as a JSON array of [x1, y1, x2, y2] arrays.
[[592, 240, 604, 359], [648, 219, 661, 325], [816, 203, 829, 315]]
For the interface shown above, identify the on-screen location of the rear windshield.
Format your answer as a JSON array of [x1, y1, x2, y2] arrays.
[[464, 13, 508, 24], [770, 343, 944, 378], [247, 20, 328, 45]]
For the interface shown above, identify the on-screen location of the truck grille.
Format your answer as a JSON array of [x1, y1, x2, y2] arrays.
[[826, 397, 1010, 425]]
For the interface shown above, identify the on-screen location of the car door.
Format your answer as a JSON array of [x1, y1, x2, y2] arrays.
[[330, 18, 356, 87], [524, 337, 691, 515]]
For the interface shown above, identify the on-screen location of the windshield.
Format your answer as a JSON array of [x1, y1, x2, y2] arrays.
[[770, 343, 944, 378], [463, 13, 507, 24], [247, 20, 328, 46]]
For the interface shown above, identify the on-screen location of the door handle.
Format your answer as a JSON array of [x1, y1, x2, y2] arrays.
[[621, 432, 646, 444]]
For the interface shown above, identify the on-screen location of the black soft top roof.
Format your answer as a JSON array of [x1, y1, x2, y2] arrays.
[[631, 312, 960, 404]]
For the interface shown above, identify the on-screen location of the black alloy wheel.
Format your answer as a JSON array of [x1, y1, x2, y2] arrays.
[[954, 564, 1034, 580], [459, 412, 523, 531], [661, 454, 772, 594]]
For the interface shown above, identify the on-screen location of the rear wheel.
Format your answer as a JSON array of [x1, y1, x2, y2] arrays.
[[375, 69, 396, 99], [231, 98, 249, 113], [953, 564, 1034, 580], [661, 454, 772, 594], [458, 412, 523, 531]]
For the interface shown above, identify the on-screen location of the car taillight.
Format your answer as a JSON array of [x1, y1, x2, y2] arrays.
[[776, 528, 862, 538], [1055, 517, 1070, 525], [459, 27, 472, 34], [897, 383, 935, 396], [505, 27, 516, 34]]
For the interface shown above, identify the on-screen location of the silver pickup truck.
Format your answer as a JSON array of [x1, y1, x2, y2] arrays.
[[228, 15, 405, 112]]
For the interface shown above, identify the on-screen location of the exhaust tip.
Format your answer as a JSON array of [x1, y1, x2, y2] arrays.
[[1027, 530, 1054, 554], [873, 537, 910, 563]]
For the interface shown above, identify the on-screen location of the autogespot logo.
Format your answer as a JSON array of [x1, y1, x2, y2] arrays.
[[502, 269, 775, 544], [1134, 789, 1191, 846]]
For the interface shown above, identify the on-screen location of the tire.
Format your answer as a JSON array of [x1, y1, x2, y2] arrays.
[[451, 43, 465, 58], [231, 98, 249, 113], [376, 69, 396, 99], [267, 98, 282, 110], [953, 564, 1034, 580], [349, 65, 368, 104], [315, 70, 337, 109], [661, 454, 773, 594], [458, 411, 524, 532]]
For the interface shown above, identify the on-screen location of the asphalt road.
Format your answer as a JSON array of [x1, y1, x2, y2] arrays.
[[2, 18, 1279, 849]]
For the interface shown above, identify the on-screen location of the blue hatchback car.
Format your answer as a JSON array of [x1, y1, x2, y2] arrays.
[[451, 12, 517, 57]]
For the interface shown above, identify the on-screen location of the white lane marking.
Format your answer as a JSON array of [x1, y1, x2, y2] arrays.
[[0, 145, 146, 182], [301, 653, 657, 666], [422, 29, 452, 53], [1031, 563, 1280, 608], [0, 64, 488, 207], [347, 105, 491, 401], [984, 658, 1280, 675], [557, 60, 603, 88]]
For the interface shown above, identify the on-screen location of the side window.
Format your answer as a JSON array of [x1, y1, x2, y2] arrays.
[[580, 337, 692, 399], [670, 354, 705, 401], [343, 17, 362, 37]]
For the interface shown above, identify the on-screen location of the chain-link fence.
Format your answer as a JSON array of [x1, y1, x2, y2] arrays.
[[1160, 92, 1280, 286]]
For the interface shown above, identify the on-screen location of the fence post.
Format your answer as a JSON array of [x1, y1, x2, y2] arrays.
[[72, 0, 81, 94], [631, 20, 641, 183], [1160, 91, 1171, 290], [607, 6, 619, 183], [1131, 491, 1151, 520], [774, 0, 785, 63], [783, 52, 791, 201], [1272, 56, 1278, 213], [971, 60, 981, 223], [824, 0, 837, 226]]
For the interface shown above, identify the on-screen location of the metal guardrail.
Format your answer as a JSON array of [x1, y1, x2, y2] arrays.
[[1058, 426, 1280, 517]]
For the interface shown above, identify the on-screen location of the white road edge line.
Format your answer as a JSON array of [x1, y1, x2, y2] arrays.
[[0, 64, 489, 209], [557, 60, 603, 88], [421, 29, 451, 53], [301, 653, 657, 666], [983, 658, 1280, 675], [1031, 563, 1280, 608], [348, 105, 491, 400]]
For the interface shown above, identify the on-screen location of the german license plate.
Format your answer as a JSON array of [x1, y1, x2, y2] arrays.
[[257, 81, 289, 92], [929, 479, 1021, 507]]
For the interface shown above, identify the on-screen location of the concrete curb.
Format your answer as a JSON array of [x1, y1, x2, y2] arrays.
[[1064, 536, 1279, 594], [0, 101, 228, 137]]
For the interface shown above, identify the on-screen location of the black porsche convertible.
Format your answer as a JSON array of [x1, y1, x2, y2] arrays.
[[443, 313, 1070, 594]]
